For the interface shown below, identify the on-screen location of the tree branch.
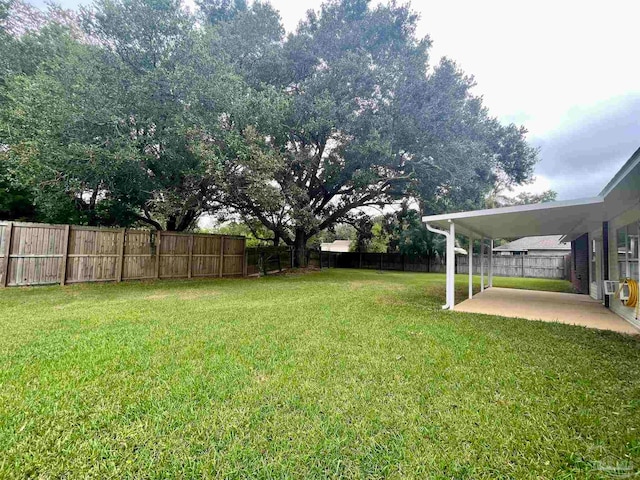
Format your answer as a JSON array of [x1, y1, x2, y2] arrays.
[[133, 212, 163, 231]]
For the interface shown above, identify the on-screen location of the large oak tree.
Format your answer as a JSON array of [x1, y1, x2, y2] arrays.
[[1, 0, 537, 264], [217, 0, 537, 265]]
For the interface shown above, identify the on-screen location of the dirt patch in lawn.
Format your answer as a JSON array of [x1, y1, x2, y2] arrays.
[[262, 267, 322, 277], [375, 294, 407, 306], [178, 290, 219, 300], [145, 289, 219, 301], [145, 292, 171, 300], [350, 280, 405, 291]]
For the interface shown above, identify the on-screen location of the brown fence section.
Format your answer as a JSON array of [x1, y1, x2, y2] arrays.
[[0, 221, 246, 287]]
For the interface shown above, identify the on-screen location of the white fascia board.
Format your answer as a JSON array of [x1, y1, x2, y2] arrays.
[[598, 146, 640, 198], [421, 196, 604, 225]]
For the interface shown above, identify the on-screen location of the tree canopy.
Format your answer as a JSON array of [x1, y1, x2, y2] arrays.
[[0, 0, 539, 264]]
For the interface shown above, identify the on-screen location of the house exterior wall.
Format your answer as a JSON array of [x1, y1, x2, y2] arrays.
[[320, 240, 352, 252], [570, 234, 589, 294], [607, 206, 640, 329]]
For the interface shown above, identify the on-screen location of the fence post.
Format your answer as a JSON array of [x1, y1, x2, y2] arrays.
[[2, 222, 13, 287], [59, 224, 71, 286], [319, 249, 323, 268], [380, 252, 383, 271], [116, 228, 126, 282], [402, 254, 405, 271], [219, 236, 225, 277], [155, 231, 161, 279], [187, 234, 194, 279], [243, 240, 248, 277], [521, 254, 525, 277]]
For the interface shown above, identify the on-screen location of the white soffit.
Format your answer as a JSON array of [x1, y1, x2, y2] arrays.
[[422, 197, 605, 240]]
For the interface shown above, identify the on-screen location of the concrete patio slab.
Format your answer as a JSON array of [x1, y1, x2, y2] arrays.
[[456, 287, 639, 335]]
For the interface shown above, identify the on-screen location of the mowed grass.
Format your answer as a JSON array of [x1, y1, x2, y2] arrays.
[[0, 270, 638, 479], [489, 275, 576, 293]]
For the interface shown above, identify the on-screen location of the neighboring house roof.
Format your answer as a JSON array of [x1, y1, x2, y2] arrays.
[[493, 235, 570, 252], [320, 240, 352, 252]]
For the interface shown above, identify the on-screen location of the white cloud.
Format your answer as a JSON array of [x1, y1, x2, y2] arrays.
[[412, 0, 640, 135], [273, 0, 640, 133], [509, 174, 553, 197]]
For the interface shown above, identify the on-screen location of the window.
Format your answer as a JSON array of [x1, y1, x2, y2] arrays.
[[616, 223, 639, 279], [590, 239, 597, 283]]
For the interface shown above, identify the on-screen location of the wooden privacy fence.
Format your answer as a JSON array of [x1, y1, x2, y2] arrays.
[[0, 221, 246, 287], [456, 254, 570, 279], [319, 251, 571, 280], [320, 251, 436, 272], [246, 246, 293, 276]]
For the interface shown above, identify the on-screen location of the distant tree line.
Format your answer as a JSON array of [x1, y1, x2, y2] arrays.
[[0, 0, 540, 265]]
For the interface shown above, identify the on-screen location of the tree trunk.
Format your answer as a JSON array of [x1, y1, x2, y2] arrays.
[[293, 229, 307, 268]]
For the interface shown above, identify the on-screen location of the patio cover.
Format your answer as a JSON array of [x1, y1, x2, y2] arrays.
[[421, 196, 605, 242], [421, 196, 606, 310], [420, 146, 640, 313]]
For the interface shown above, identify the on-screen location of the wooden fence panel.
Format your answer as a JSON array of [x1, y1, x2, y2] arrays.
[[223, 237, 245, 276], [66, 227, 120, 283], [159, 233, 190, 279], [192, 235, 221, 277], [0, 223, 6, 285], [0, 221, 246, 287], [6, 223, 66, 286], [122, 230, 157, 280], [0, 223, 5, 256]]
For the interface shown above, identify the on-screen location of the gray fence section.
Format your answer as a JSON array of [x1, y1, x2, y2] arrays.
[[320, 251, 571, 280], [457, 254, 571, 279]]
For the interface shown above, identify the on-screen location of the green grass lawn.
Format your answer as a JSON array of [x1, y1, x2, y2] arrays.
[[1, 269, 638, 479], [488, 275, 576, 293]]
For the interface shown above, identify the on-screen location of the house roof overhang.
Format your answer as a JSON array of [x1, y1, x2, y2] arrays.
[[422, 196, 605, 241], [422, 145, 640, 242]]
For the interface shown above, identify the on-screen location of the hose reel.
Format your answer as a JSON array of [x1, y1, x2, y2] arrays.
[[615, 278, 638, 312]]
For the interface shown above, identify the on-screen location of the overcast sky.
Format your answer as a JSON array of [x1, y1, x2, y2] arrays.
[[26, 0, 640, 200]]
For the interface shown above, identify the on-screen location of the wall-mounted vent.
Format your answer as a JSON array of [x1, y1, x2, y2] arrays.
[[603, 280, 619, 296]]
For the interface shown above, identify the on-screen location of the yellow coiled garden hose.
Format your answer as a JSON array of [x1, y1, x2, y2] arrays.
[[616, 279, 639, 318]]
